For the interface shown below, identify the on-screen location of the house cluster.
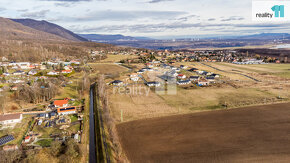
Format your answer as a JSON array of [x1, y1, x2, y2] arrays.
[[232, 59, 265, 65], [153, 63, 220, 87], [0, 59, 79, 77]]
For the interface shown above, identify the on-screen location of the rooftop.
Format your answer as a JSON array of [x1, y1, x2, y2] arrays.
[[0, 113, 22, 122]]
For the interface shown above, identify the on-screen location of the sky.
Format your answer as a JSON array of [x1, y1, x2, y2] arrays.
[[0, 0, 290, 38]]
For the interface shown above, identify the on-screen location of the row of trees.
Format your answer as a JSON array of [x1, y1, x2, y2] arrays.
[[16, 79, 61, 104], [98, 75, 125, 162]]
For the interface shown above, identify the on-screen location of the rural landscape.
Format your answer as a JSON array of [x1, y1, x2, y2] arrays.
[[0, 0, 290, 163]]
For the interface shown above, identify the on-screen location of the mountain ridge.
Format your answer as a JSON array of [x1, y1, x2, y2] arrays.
[[11, 18, 88, 42], [0, 17, 68, 42]]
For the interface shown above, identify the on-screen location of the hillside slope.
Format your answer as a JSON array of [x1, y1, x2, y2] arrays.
[[0, 17, 68, 41], [11, 18, 88, 42]]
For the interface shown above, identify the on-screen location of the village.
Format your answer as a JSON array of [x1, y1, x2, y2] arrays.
[[0, 57, 87, 154], [0, 47, 289, 161]]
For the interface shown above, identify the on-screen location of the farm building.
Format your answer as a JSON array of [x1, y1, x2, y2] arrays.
[[57, 107, 77, 115], [0, 113, 23, 126]]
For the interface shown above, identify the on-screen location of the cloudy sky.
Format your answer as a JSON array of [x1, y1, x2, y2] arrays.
[[0, 0, 289, 38]]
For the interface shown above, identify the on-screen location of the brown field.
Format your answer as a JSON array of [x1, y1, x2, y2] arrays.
[[117, 103, 290, 163], [88, 63, 129, 75], [99, 54, 138, 63], [108, 63, 290, 122]]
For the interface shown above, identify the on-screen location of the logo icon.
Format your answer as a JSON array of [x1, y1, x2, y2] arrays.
[[271, 5, 284, 17]]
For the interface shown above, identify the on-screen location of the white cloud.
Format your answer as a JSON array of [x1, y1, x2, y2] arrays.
[[0, 0, 288, 37]]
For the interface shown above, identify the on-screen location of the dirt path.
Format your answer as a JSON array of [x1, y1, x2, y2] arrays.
[[117, 103, 290, 163]]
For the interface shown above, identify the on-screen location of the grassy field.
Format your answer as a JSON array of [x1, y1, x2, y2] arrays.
[[36, 139, 53, 147], [210, 62, 290, 79], [88, 63, 129, 75], [99, 55, 138, 63], [108, 62, 290, 123], [109, 86, 177, 122]]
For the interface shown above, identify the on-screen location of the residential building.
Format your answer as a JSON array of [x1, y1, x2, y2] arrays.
[[147, 81, 161, 87], [57, 107, 77, 115], [0, 113, 23, 125], [177, 80, 191, 85], [54, 99, 69, 108]]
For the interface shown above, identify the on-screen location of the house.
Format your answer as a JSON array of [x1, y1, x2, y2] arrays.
[[0, 113, 23, 126], [62, 70, 72, 74], [177, 80, 191, 85], [50, 112, 57, 119], [37, 113, 46, 119], [142, 68, 153, 72], [28, 69, 38, 75], [147, 81, 161, 87], [137, 70, 144, 74], [3, 145, 18, 151], [11, 86, 18, 91], [130, 76, 139, 82], [111, 80, 123, 86], [13, 70, 25, 75], [57, 107, 77, 115], [9, 62, 30, 69], [130, 73, 139, 81], [159, 75, 176, 82], [206, 76, 216, 83], [70, 60, 80, 65], [40, 65, 46, 70], [47, 71, 59, 76], [188, 68, 198, 72], [189, 76, 200, 81], [177, 74, 186, 79], [210, 73, 220, 78], [198, 79, 210, 86], [180, 65, 188, 69], [54, 99, 69, 108], [24, 136, 32, 143]]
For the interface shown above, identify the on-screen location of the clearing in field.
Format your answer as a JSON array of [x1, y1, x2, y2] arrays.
[[89, 63, 129, 75], [117, 103, 290, 163], [99, 55, 138, 63]]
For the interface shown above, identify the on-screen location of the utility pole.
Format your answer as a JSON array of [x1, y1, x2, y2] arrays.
[[121, 109, 123, 122]]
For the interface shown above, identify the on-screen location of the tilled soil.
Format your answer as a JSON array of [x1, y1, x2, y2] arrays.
[[117, 103, 290, 163]]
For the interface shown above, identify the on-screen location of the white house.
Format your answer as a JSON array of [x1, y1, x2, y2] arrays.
[[57, 107, 76, 115], [0, 113, 23, 126], [47, 71, 59, 76], [130, 73, 139, 81], [9, 62, 31, 70], [177, 74, 186, 79], [177, 80, 191, 85], [198, 79, 210, 86], [147, 81, 161, 87], [28, 69, 38, 75]]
